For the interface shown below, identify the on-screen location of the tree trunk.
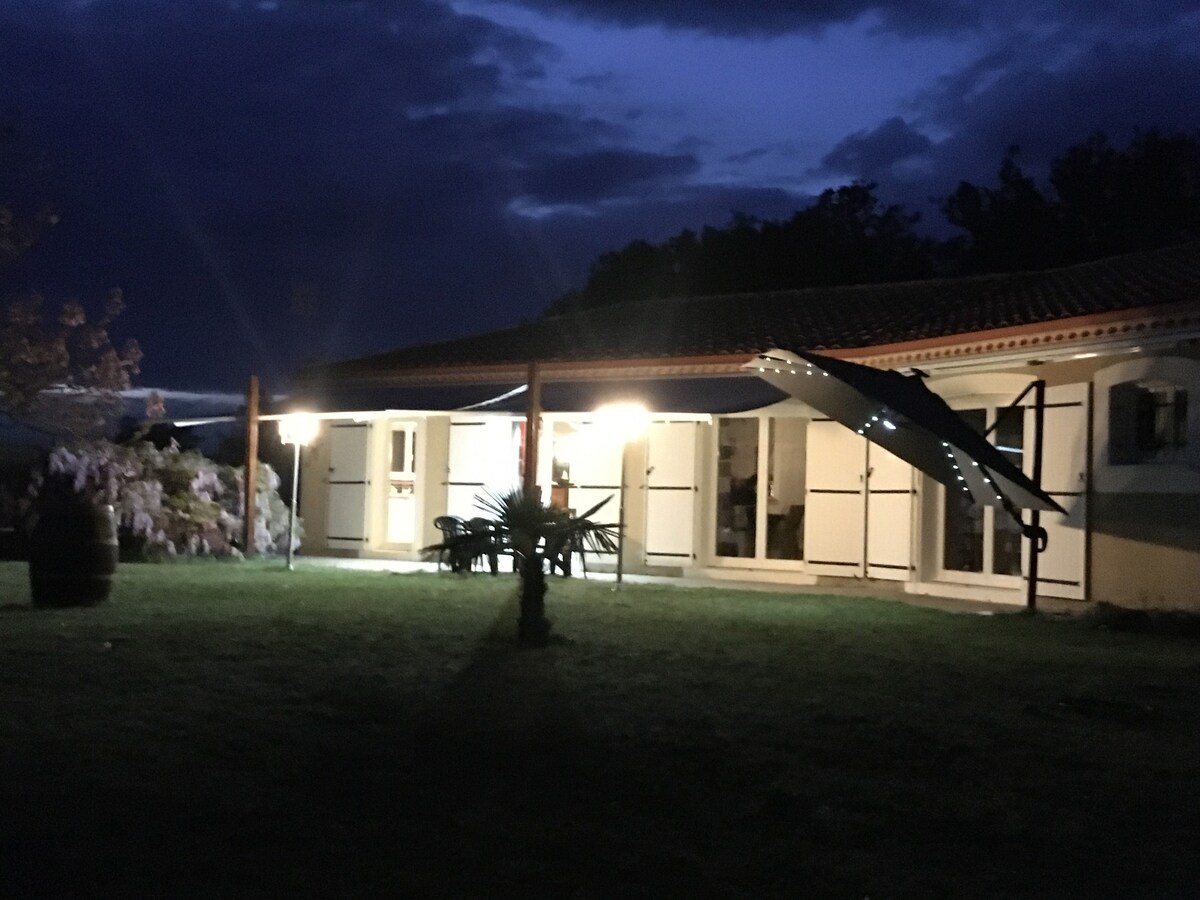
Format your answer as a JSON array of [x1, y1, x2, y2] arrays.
[[517, 552, 551, 646]]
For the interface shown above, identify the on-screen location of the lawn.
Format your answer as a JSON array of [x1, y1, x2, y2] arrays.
[[1, 562, 1197, 898]]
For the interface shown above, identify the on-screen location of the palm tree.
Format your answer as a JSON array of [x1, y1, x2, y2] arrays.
[[429, 488, 619, 646]]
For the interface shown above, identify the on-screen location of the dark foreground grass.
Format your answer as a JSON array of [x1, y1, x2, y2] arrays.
[[1, 562, 1198, 898]]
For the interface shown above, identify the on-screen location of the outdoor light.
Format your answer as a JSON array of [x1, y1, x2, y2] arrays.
[[593, 401, 651, 445], [279, 411, 319, 447], [278, 412, 319, 571], [593, 401, 650, 588]]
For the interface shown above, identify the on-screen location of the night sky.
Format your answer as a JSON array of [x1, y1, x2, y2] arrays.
[[2, 0, 1199, 394]]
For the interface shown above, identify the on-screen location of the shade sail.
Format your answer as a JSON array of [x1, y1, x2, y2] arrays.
[[746, 348, 1064, 514], [462, 375, 790, 415], [280, 382, 525, 414]]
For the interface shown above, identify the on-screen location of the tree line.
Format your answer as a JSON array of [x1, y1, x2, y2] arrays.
[[548, 130, 1200, 314]]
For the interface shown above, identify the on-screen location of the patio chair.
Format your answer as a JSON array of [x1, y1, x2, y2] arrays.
[[544, 530, 587, 579], [432, 515, 467, 571], [466, 517, 506, 575]]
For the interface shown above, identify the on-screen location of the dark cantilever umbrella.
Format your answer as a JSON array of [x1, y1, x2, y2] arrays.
[[744, 348, 1065, 516]]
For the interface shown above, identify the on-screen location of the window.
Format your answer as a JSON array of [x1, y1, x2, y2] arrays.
[[941, 405, 1024, 578], [765, 418, 806, 560], [1109, 380, 1189, 465], [714, 418, 758, 558], [713, 416, 807, 561], [389, 424, 416, 494]]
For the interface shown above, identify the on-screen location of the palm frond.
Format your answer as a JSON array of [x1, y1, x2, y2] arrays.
[[474, 486, 620, 557]]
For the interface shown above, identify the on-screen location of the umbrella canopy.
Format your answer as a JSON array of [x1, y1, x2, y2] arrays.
[[745, 348, 1064, 514]]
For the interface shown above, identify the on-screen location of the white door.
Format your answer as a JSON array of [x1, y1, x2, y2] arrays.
[[1024, 383, 1089, 600], [327, 422, 370, 549], [803, 420, 868, 577], [446, 418, 519, 520], [644, 421, 699, 565], [566, 421, 622, 564], [865, 443, 914, 580]]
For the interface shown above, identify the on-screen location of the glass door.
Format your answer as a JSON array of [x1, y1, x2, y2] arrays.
[[939, 406, 1024, 582]]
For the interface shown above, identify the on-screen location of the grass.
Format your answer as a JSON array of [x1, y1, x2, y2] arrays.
[[1, 561, 1198, 898]]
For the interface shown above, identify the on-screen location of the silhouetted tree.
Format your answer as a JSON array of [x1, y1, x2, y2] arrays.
[[1052, 129, 1200, 258], [2, 123, 141, 440], [549, 183, 933, 312], [0, 118, 57, 270], [943, 147, 1066, 273], [945, 131, 1200, 273], [548, 130, 1200, 314], [0, 290, 142, 439]]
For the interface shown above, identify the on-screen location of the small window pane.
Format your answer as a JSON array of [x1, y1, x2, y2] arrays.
[[943, 409, 985, 573], [390, 431, 408, 473], [715, 418, 758, 558], [766, 418, 806, 560], [991, 408, 1024, 575]]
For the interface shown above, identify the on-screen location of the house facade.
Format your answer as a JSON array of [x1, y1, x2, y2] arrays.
[[292, 242, 1200, 609]]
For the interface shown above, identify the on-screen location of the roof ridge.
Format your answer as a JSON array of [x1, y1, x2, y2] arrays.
[[306, 238, 1200, 378], [541, 238, 1200, 319]]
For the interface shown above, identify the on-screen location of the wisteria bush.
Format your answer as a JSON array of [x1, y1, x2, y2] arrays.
[[32, 440, 301, 560]]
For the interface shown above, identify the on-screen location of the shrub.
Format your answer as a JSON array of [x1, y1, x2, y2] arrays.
[[31, 439, 301, 560]]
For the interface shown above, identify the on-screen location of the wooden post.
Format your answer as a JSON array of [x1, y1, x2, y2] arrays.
[[523, 362, 542, 499], [243, 375, 260, 556]]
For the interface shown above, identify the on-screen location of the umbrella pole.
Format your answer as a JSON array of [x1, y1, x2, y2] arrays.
[[1026, 379, 1047, 613]]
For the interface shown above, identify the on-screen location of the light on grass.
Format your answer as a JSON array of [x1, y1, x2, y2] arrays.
[[278, 411, 319, 571]]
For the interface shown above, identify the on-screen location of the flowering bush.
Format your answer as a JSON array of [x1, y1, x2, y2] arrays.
[[32, 439, 301, 560]]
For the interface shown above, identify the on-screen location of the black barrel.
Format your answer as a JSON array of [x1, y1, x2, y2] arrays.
[[29, 495, 119, 608]]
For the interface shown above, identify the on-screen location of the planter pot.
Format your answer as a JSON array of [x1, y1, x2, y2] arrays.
[[28, 495, 118, 609]]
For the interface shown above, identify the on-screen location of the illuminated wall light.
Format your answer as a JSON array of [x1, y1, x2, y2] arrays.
[[882, 420, 896, 431]]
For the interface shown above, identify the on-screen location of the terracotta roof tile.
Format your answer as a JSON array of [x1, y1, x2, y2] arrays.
[[315, 240, 1200, 379]]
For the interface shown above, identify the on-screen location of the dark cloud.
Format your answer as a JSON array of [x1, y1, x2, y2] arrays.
[[919, 37, 1200, 185], [0, 0, 745, 389], [501, 0, 1200, 38], [515, 149, 697, 205], [818, 33, 1200, 232], [499, 0, 979, 36], [819, 117, 933, 181], [7, 0, 1195, 394]]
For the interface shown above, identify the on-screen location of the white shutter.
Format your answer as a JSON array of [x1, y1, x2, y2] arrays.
[[1024, 384, 1089, 600], [566, 423, 622, 564], [446, 418, 519, 519], [644, 421, 698, 565], [804, 420, 867, 577], [865, 442, 914, 581], [327, 423, 369, 549]]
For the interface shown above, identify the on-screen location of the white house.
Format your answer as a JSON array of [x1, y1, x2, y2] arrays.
[[290, 241, 1200, 610]]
